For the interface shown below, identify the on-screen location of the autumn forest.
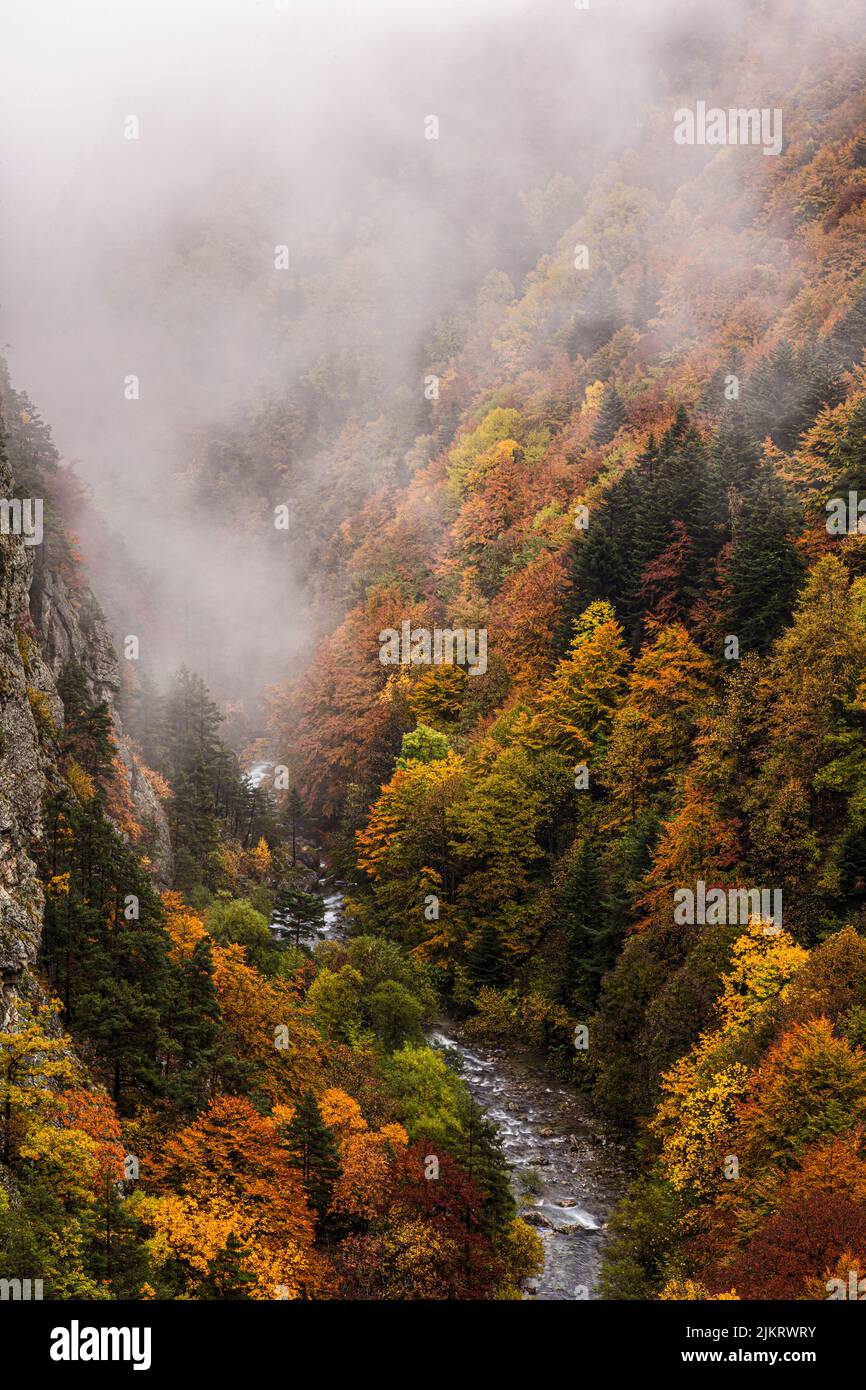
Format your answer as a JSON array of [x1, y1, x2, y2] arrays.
[[3, 0, 866, 1338]]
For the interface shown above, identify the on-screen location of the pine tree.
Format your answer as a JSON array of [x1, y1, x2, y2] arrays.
[[331, 783, 369, 881], [271, 883, 325, 948], [467, 922, 507, 989], [164, 936, 231, 1112], [557, 837, 605, 1008], [82, 1175, 153, 1299], [283, 786, 307, 866], [42, 796, 174, 1109], [452, 1095, 515, 1240], [282, 1090, 342, 1223], [171, 760, 221, 886], [566, 265, 621, 358], [199, 1232, 257, 1299], [744, 338, 840, 452], [827, 396, 866, 496], [40, 671, 183, 1112], [831, 286, 866, 375], [593, 382, 627, 445], [726, 470, 804, 653], [710, 407, 761, 495], [568, 463, 644, 641], [56, 660, 116, 790], [631, 264, 660, 329]]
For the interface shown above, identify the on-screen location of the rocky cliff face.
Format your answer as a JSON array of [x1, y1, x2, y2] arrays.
[[29, 538, 174, 889], [0, 398, 173, 1028], [31, 555, 121, 708], [116, 734, 174, 888], [0, 450, 56, 1024]]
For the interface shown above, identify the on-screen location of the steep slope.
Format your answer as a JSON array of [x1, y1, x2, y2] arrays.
[[245, 0, 866, 1301], [0, 416, 56, 1023], [271, 4, 866, 817], [0, 369, 173, 1026]]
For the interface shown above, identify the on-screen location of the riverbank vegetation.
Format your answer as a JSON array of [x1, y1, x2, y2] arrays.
[[4, 0, 866, 1302], [0, 584, 541, 1296], [259, 14, 866, 1299]]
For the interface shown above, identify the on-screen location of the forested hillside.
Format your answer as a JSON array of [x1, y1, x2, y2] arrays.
[[3, 0, 866, 1307], [0, 369, 541, 1299], [260, 1, 866, 1298]]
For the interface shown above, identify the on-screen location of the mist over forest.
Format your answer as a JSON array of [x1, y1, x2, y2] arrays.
[[3, 0, 866, 1331], [2, 0, 834, 718]]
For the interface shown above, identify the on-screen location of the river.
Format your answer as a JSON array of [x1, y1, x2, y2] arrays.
[[428, 1025, 627, 1299], [249, 762, 627, 1299], [313, 882, 628, 1299]]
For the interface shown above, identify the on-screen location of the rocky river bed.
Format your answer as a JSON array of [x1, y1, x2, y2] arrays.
[[281, 873, 630, 1299], [429, 1026, 629, 1300], [246, 765, 629, 1300]]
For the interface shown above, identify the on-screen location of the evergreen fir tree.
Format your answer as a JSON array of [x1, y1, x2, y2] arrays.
[[566, 265, 621, 358], [164, 935, 231, 1112], [330, 783, 369, 881], [557, 836, 604, 1009], [593, 382, 627, 445], [283, 786, 307, 866], [452, 1095, 515, 1240], [283, 1090, 342, 1223], [467, 922, 507, 989], [744, 338, 840, 452], [271, 883, 325, 947], [710, 407, 761, 495], [171, 759, 221, 886], [56, 660, 116, 790], [827, 396, 866, 496], [726, 471, 804, 653], [199, 1232, 257, 1299]]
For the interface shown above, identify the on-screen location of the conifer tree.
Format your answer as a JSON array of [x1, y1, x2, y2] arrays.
[[282, 1090, 342, 1223], [452, 1095, 515, 1241], [566, 265, 620, 358], [283, 785, 307, 866], [199, 1232, 257, 1299], [467, 922, 507, 989], [171, 760, 221, 886], [744, 338, 840, 452], [593, 381, 626, 445], [271, 883, 325, 948], [164, 935, 229, 1112], [557, 836, 605, 1008], [827, 396, 866, 496], [725, 471, 804, 652]]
